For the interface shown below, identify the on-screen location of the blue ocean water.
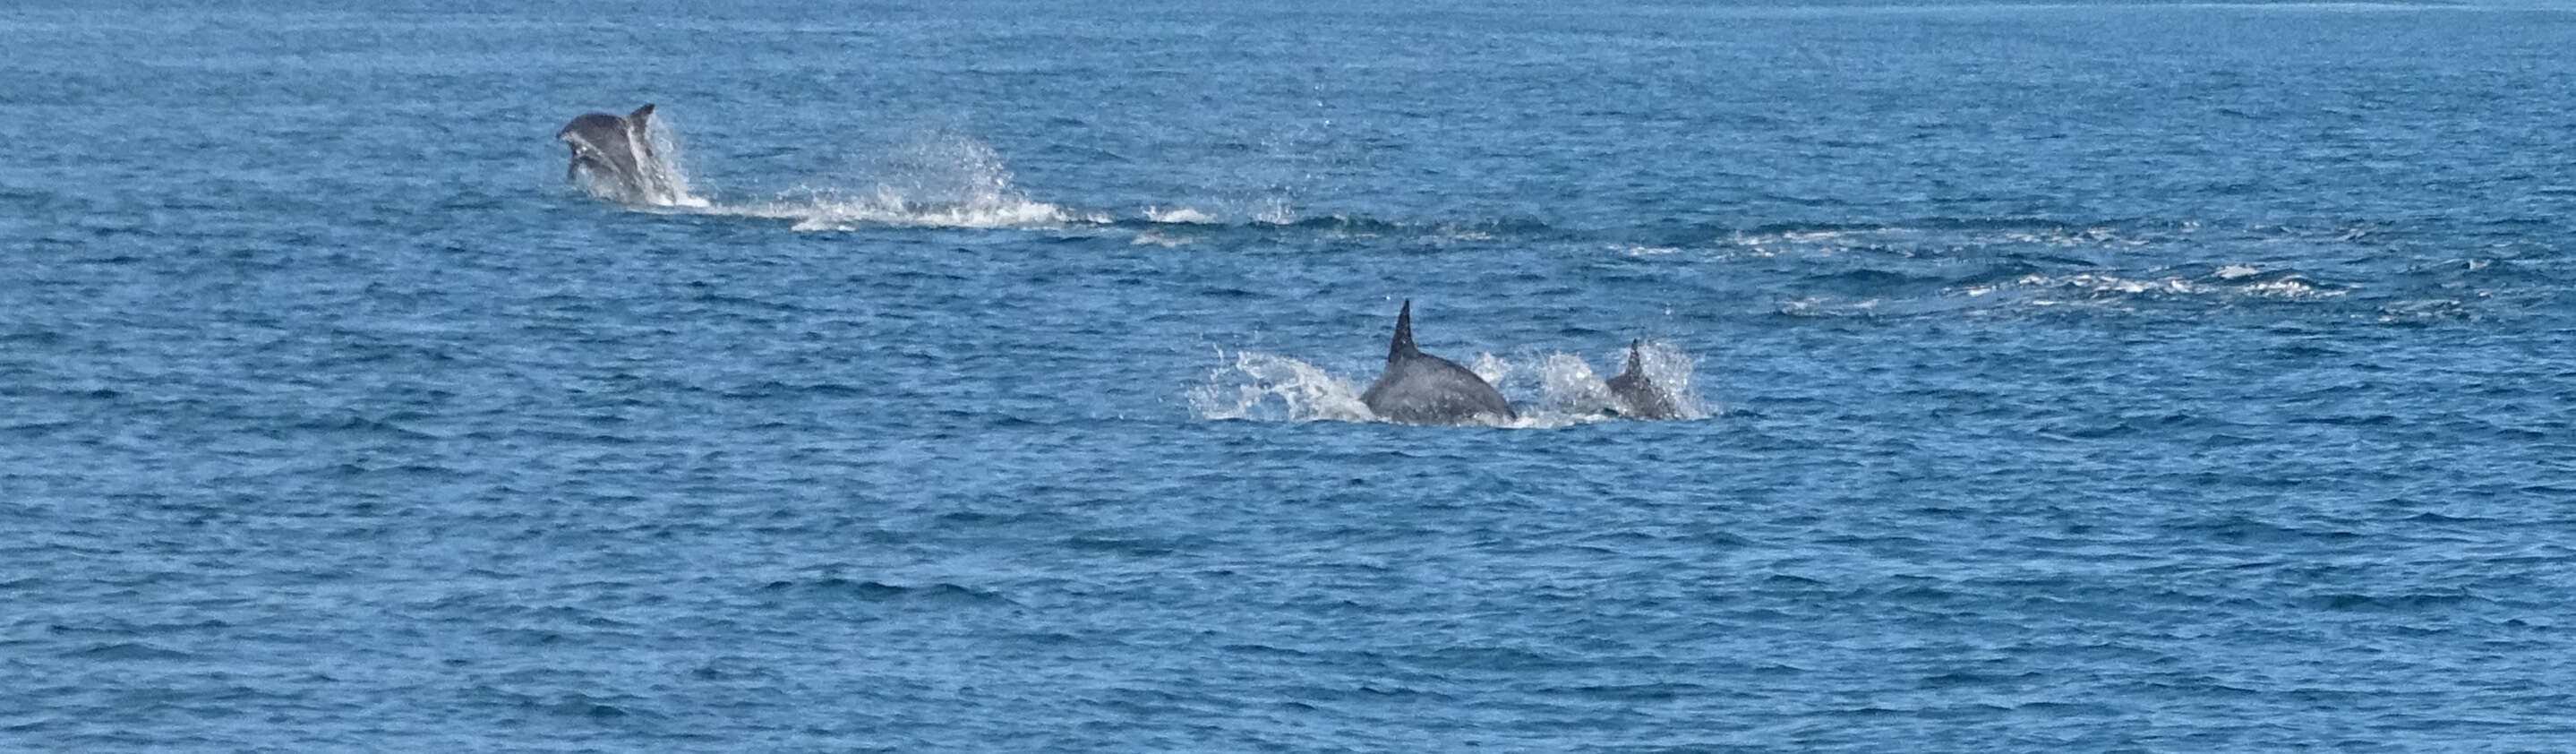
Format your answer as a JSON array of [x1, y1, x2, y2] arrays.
[[7, 0, 2576, 750]]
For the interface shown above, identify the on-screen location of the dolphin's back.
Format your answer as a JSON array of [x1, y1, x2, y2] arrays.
[[1605, 343, 1679, 420], [557, 113, 626, 141], [1605, 370, 1677, 420], [1357, 299, 1516, 425], [1363, 353, 1517, 424], [558, 112, 641, 176]]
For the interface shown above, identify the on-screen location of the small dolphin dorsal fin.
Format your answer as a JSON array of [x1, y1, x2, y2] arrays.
[[628, 104, 655, 124], [1624, 339, 1645, 377], [1388, 299, 1416, 360]]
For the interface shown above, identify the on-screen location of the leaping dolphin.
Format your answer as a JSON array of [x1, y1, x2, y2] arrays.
[[1605, 339, 1681, 420], [557, 104, 675, 204], [1360, 300, 1518, 425]]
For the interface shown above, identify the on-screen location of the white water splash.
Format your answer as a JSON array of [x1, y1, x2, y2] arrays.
[[1186, 351, 1373, 423], [1537, 352, 1619, 416], [761, 133, 1101, 230], [636, 112, 710, 208], [1146, 206, 1219, 224], [757, 186, 1096, 231], [1251, 197, 1296, 226]]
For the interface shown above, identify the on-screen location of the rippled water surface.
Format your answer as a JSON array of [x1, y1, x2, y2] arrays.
[[7, 2, 2576, 751]]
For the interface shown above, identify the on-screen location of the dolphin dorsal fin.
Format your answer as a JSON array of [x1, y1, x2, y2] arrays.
[[628, 104, 655, 124], [1388, 299, 1417, 360], [1624, 339, 1645, 376]]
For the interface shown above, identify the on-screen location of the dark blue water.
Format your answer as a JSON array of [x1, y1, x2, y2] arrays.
[[8, 1, 2576, 750]]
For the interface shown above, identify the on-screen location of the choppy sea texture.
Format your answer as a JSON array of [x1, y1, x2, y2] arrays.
[[6, 2, 2576, 752]]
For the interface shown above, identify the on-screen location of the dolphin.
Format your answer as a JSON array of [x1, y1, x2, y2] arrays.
[[1604, 339, 1681, 420], [556, 104, 673, 203], [1359, 300, 1517, 425]]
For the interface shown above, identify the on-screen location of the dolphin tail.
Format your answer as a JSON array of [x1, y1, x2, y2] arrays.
[[1389, 299, 1416, 360]]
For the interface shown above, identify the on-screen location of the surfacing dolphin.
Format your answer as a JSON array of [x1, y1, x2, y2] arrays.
[[557, 104, 677, 204], [1360, 300, 1517, 425], [1605, 339, 1681, 420]]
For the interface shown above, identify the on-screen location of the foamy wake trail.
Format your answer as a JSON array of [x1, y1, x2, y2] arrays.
[[1189, 344, 1714, 427], [589, 117, 1322, 233], [735, 186, 1097, 231], [709, 133, 1101, 230]]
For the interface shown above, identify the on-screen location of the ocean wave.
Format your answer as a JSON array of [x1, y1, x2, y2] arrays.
[[758, 577, 1015, 606], [1707, 217, 2177, 260], [1957, 266, 2351, 305], [1780, 259, 2360, 319], [63, 641, 193, 661]]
